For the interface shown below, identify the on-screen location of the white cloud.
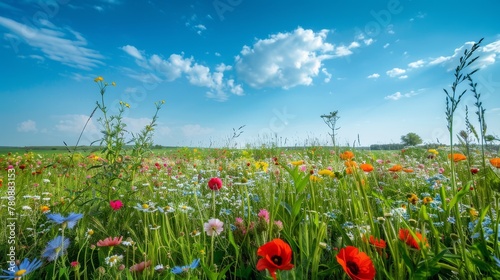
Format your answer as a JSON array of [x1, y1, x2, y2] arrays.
[[181, 124, 214, 137], [385, 92, 402, 100], [429, 56, 451, 65], [121, 45, 143, 60], [408, 59, 425, 68], [386, 67, 406, 77], [321, 68, 332, 82], [385, 89, 422, 100], [123, 117, 151, 133], [17, 120, 37, 132], [383, 43, 390, 48], [122, 48, 243, 101], [483, 40, 500, 53], [399, 75, 408, 79], [367, 73, 380, 79], [55, 115, 99, 134], [364, 38, 374, 46], [0, 16, 104, 70], [235, 27, 336, 89]]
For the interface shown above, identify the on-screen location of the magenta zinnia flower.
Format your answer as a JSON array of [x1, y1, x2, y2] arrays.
[[204, 218, 224, 236], [110, 200, 124, 211]]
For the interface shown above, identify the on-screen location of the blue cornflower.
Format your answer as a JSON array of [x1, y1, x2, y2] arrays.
[[46, 212, 83, 229], [171, 259, 200, 274], [0, 258, 42, 279], [42, 236, 70, 261], [447, 216, 456, 224]]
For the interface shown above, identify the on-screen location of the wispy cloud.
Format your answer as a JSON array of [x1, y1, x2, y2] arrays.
[[121, 45, 143, 60], [181, 124, 214, 137], [385, 89, 423, 100], [17, 120, 37, 132], [367, 73, 380, 79], [0, 16, 104, 70]]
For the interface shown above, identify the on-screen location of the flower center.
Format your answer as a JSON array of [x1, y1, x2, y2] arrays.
[[142, 204, 149, 209], [14, 269, 27, 276], [347, 261, 360, 275], [271, 255, 282, 266]]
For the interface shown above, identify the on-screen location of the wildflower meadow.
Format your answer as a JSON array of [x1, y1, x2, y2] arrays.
[[1, 41, 500, 280]]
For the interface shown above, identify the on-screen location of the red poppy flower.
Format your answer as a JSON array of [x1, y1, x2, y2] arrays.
[[208, 177, 222, 191], [398, 228, 427, 250], [256, 238, 294, 280], [368, 236, 386, 249], [336, 246, 376, 280]]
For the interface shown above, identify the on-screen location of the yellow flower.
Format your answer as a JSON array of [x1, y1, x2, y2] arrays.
[[161, 100, 165, 104], [470, 208, 479, 218], [309, 175, 322, 182], [40, 205, 50, 213], [422, 197, 433, 205], [428, 149, 439, 155], [125, 103, 130, 108], [407, 193, 419, 205], [255, 161, 269, 172], [94, 76, 104, 82], [111, 81, 116, 86], [291, 160, 304, 166], [318, 169, 334, 177]]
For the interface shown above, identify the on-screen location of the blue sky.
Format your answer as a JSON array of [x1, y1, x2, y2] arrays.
[[1, 0, 499, 148]]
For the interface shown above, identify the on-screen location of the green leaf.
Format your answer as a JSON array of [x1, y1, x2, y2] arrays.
[[448, 181, 471, 211]]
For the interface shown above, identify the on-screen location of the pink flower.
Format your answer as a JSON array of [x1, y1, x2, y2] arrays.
[[204, 218, 224, 236], [258, 209, 270, 223], [208, 177, 223, 191], [97, 236, 123, 247], [71, 261, 80, 268], [109, 200, 124, 211], [129, 260, 151, 272]]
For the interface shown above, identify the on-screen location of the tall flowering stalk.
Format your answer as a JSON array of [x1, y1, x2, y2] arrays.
[[91, 77, 165, 201], [443, 39, 483, 278]]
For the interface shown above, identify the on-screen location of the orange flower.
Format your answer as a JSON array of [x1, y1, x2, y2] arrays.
[[346, 167, 354, 175], [399, 228, 427, 250], [388, 164, 403, 172], [344, 160, 358, 168], [336, 246, 376, 280], [403, 168, 414, 173], [360, 163, 374, 172], [40, 205, 50, 213], [448, 153, 467, 162], [256, 238, 294, 280], [340, 151, 355, 160], [490, 158, 500, 168]]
